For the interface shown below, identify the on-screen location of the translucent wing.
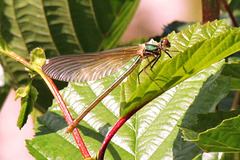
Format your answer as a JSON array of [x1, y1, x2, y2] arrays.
[[42, 45, 145, 82]]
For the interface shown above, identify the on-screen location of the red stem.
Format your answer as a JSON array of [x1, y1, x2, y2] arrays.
[[45, 76, 91, 159], [98, 118, 127, 160], [98, 106, 141, 160], [221, 0, 238, 27]]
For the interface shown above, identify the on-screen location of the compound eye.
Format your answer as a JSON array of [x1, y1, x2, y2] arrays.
[[161, 38, 171, 48]]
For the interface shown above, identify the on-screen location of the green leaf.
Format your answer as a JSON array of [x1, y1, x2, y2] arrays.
[[0, 0, 140, 110], [181, 110, 240, 152], [27, 111, 134, 160], [15, 79, 38, 129], [27, 61, 230, 159], [221, 60, 240, 90], [30, 48, 46, 69], [193, 152, 230, 160], [120, 20, 240, 117]]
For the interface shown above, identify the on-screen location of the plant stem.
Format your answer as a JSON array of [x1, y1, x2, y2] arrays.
[[98, 105, 143, 160], [221, 0, 238, 27], [98, 118, 127, 160], [231, 91, 240, 110], [40, 74, 90, 158], [1, 50, 31, 68]]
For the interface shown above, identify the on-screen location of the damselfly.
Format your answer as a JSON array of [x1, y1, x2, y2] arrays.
[[42, 38, 173, 133]]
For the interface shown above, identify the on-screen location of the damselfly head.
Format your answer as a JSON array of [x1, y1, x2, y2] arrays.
[[160, 38, 171, 49]]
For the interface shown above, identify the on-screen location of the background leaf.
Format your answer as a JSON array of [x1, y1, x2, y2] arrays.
[[181, 110, 240, 152], [15, 79, 38, 129], [221, 59, 240, 90]]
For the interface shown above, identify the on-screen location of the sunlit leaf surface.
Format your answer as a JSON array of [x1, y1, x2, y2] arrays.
[[26, 20, 240, 159]]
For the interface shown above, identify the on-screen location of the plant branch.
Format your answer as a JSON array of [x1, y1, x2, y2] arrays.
[[221, 0, 238, 27], [98, 118, 128, 160], [231, 91, 240, 110], [98, 104, 144, 160], [41, 74, 91, 158]]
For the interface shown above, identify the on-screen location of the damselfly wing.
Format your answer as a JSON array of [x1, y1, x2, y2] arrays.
[[42, 45, 146, 82]]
